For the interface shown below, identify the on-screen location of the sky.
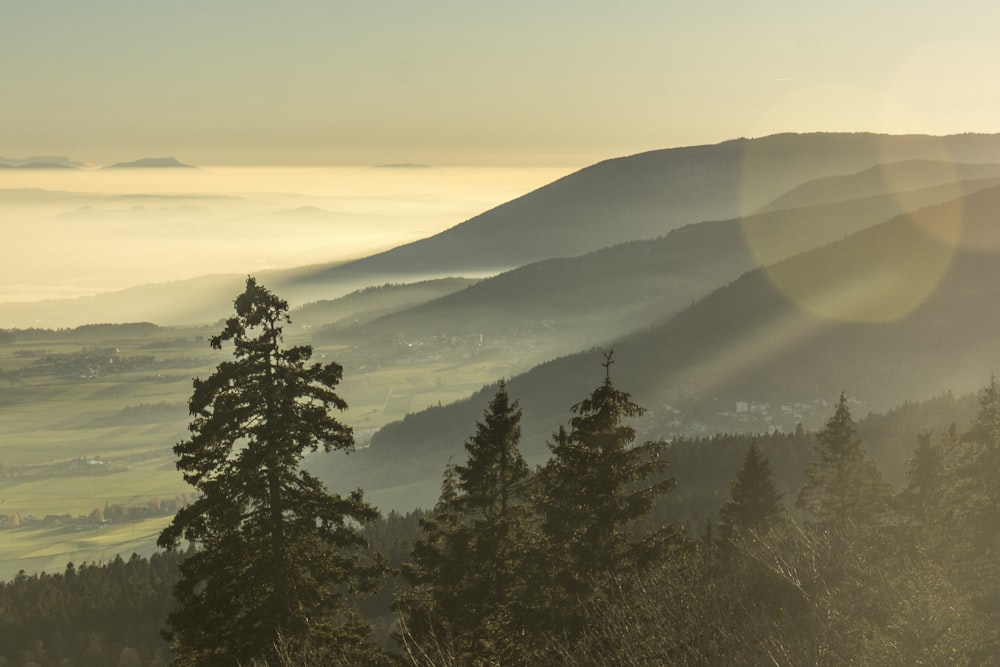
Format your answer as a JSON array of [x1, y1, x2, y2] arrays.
[[4, 1, 1000, 167]]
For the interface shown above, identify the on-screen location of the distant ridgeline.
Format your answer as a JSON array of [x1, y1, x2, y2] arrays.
[[101, 157, 196, 169], [0, 155, 196, 169]]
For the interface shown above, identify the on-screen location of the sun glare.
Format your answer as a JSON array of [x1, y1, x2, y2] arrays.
[[737, 135, 972, 323]]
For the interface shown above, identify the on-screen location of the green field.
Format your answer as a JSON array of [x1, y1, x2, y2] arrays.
[[0, 323, 526, 579]]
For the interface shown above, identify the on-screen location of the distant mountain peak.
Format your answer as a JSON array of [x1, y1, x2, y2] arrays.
[[16, 162, 79, 170], [0, 155, 84, 169], [102, 157, 196, 169], [372, 163, 431, 169]]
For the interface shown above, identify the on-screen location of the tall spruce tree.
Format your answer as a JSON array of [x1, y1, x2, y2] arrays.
[[796, 391, 889, 529], [396, 463, 468, 658], [948, 379, 1000, 628], [896, 425, 968, 563], [718, 439, 787, 542], [399, 382, 535, 662], [899, 432, 947, 526], [451, 382, 533, 622], [157, 277, 388, 666], [536, 352, 674, 630], [957, 377, 1000, 554]]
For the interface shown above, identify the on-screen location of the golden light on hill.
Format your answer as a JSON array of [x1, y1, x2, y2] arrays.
[[761, 201, 961, 323]]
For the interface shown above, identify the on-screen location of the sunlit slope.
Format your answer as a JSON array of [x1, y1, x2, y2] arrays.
[[0, 274, 248, 329], [292, 277, 478, 329], [8, 133, 1000, 329], [759, 159, 1000, 213], [318, 172, 1000, 360], [289, 132, 1000, 285], [328, 184, 1000, 510]]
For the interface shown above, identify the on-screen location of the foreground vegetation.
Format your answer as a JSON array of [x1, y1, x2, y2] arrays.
[[6, 278, 1000, 665], [4, 373, 1000, 665], [0, 295, 532, 579]]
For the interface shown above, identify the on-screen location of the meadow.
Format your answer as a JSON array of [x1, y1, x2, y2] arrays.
[[0, 321, 521, 579]]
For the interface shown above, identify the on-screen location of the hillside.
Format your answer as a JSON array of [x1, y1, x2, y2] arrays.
[[8, 134, 1000, 574], [291, 277, 478, 329], [0, 155, 84, 168], [759, 159, 1000, 212], [316, 184, 1000, 510], [320, 170, 1000, 361], [6, 133, 1000, 330], [102, 157, 195, 169], [281, 132, 1000, 286]]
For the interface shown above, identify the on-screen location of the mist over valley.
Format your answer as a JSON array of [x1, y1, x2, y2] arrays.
[[8, 133, 1000, 663]]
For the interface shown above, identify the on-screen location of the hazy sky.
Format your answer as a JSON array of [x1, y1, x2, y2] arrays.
[[4, 1, 1000, 166]]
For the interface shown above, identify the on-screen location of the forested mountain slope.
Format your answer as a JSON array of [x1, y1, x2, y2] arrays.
[[759, 159, 1000, 212], [7, 133, 1000, 329], [320, 171, 1000, 356], [316, 184, 1000, 510], [287, 132, 1000, 284]]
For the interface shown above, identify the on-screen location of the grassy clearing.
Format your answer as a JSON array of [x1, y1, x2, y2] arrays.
[[0, 515, 174, 580], [0, 324, 525, 578]]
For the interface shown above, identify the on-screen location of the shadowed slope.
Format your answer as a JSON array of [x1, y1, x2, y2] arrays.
[[319, 173, 1000, 359], [315, 185, 1000, 510], [285, 132, 1000, 286]]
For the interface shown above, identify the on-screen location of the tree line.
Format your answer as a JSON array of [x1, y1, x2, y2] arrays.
[[3, 278, 1000, 665]]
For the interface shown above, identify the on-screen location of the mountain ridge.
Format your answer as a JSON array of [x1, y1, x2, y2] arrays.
[[314, 183, 1000, 510], [268, 133, 1000, 305], [102, 157, 195, 169]]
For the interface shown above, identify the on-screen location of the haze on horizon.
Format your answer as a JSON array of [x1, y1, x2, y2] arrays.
[[0, 166, 570, 304], [3, 1, 1000, 167], [5, 2, 1000, 310]]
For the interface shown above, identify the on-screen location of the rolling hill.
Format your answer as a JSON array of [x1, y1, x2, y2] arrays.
[[759, 159, 1000, 212], [284, 132, 1000, 286], [102, 157, 195, 169], [9, 132, 1000, 568], [319, 167, 1000, 361], [7, 132, 1000, 329], [310, 183, 1000, 510]]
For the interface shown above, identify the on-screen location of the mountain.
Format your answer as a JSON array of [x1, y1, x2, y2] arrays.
[[0, 273, 478, 332], [0, 155, 85, 168], [7, 133, 1000, 330], [0, 274, 247, 329], [0, 161, 78, 170], [313, 184, 1000, 510], [373, 163, 432, 169], [292, 278, 478, 329], [759, 159, 1000, 212], [102, 157, 195, 169], [13, 162, 79, 170], [319, 169, 1000, 360], [283, 133, 1000, 288]]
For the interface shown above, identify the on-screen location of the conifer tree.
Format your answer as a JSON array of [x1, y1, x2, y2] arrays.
[[796, 391, 889, 529], [957, 377, 1000, 554], [399, 382, 535, 662], [452, 382, 533, 612], [964, 376, 1000, 451], [396, 463, 468, 658], [946, 378, 1000, 629], [897, 426, 966, 561], [718, 439, 787, 542], [157, 277, 388, 666], [899, 432, 946, 525], [536, 352, 674, 629]]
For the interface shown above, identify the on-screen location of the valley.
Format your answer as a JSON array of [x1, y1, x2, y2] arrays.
[[6, 132, 1000, 582]]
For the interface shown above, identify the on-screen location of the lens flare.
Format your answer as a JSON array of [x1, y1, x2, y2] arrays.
[[739, 134, 973, 323], [760, 202, 960, 322]]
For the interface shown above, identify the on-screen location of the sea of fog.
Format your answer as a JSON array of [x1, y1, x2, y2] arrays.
[[1, 166, 573, 303]]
